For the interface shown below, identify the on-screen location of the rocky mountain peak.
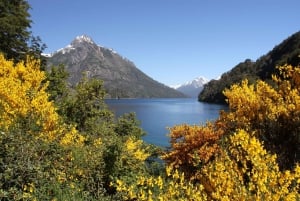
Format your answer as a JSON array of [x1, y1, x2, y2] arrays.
[[71, 35, 95, 46], [172, 76, 209, 98], [186, 76, 209, 88], [52, 35, 98, 55], [46, 36, 186, 98]]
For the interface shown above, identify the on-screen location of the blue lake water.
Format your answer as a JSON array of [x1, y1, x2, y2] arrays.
[[106, 98, 227, 147]]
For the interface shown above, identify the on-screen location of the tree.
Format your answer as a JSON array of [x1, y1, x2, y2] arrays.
[[0, 0, 46, 63], [62, 76, 114, 135], [115, 112, 145, 138], [28, 35, 47, 69], [46, 64, 69, 103]]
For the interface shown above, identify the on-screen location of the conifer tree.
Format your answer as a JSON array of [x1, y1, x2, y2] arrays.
[[0, 0, 46, 62]]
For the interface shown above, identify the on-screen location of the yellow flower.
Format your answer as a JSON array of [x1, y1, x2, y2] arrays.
[[0, 54, 83, 145], [93, 137, 102, 146], [124, 137, 150, 161]]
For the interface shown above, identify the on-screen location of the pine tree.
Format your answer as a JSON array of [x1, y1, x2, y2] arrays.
[[0, 0, 46, 62]]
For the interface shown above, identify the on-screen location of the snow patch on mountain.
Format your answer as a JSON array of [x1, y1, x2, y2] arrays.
[[44, 35, 95, 56], [108, 48, 118, 54], [74, 35, 95, 44], [171, 76, 209, 97], [55, 44, 76, 54], [181, 77, 209, 88], [171, 76, 209, 89], [46, 35, 120, 57]]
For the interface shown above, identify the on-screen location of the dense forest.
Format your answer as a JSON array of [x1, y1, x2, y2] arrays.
[[199, 31, 300, 104], [0, 0, 299, 200]]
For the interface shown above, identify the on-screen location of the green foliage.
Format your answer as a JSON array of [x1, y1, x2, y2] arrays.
[[62, 76, 114, 134], [0, 0, 31, 62], [199, 59, 259, 104], [45, 64, 69, 103], [0, 125, 67, 200], [115, 112, 145, 138], [0, 0, 46, 63], [0, 126, 122, 200], [27, 36, 47, 69], [199, 31, 300, 104]]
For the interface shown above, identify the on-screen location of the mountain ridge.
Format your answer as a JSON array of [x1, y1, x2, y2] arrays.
[[172, 76, 209, 97], [46, 35, 186, 98], [199, 31, 300, 104]]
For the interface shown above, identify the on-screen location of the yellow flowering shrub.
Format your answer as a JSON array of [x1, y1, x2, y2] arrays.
[[114, 65, 300, 201], [115, 129, 299, 201], [123, 137, 150, 162], [0, 54, 84, 145], [163, 122, 223, 178], [0, 54, 47, 128], [114, 165, 207, 201], [114, 136, 151, 179], [221, 64, 300, 169], [200, 129, 300, 200], [0, 54, 155, 199], [59, 126, 85, 146], [221, 79, 284, 131]]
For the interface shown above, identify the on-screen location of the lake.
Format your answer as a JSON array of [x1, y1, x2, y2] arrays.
[[105, 98, 227, 147]]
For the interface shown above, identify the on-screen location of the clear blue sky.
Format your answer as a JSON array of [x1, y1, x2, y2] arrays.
[[28, 0, 300, 86]]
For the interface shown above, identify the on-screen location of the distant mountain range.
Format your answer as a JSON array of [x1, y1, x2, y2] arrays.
[[199, 31, 300, 104], [171, 76, 209, 98], [46, 35, 186, 98]]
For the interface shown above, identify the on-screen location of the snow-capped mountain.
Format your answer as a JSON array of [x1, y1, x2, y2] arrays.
[[46, 35, 186, 98], [172, 76, 209, 98], [45, 35, 117, 56], [53, 35, 97, 55]]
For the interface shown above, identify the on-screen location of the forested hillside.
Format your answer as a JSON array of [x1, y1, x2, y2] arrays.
[[199, 31, 300, 104]]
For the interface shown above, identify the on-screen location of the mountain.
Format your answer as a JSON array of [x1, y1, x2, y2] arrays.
[[172, 76, 209, 98], [46, 35, 186, 98], [199, 31, 300, 104]]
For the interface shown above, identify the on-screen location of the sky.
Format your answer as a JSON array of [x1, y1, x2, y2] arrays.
[[28, 0, 300, 86]]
